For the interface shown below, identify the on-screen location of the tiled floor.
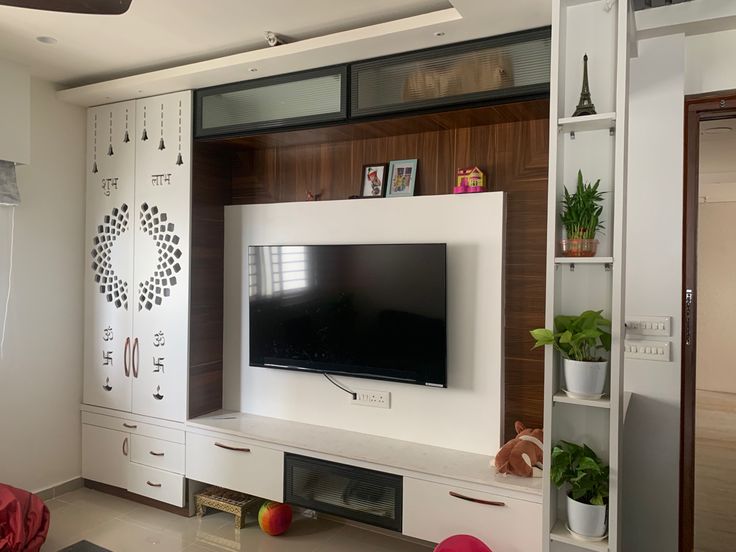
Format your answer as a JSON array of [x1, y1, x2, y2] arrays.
[[42, 488, 432, 552]]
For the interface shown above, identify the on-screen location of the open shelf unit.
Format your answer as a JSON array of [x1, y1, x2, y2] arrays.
[[543, 1, 633, 551]]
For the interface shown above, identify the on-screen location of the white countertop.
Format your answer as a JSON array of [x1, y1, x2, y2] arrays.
[[186, 410, 542, 498]]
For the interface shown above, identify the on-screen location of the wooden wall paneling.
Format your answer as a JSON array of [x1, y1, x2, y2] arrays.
[[189, 141, 230, 418], [219, 101, 549, 442]]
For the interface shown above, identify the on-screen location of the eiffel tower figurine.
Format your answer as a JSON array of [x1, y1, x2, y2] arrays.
[[573, 54, 597, 117]]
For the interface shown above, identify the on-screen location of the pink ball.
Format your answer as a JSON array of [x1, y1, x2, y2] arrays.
[[434, 534, 492, 552]]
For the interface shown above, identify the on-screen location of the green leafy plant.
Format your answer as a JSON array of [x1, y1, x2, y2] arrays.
[[529, 310, 611, 362], [551, 441, 609, 506], [561, 170, 604, 240]]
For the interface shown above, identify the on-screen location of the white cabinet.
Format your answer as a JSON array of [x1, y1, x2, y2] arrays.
[[83, 91, 191, 422], [131, 92, 191, 421], [82, 408, 186, 506], [84, 100, 136, 413], [402, 477, 542, 552], [82, 423, 129, 489]]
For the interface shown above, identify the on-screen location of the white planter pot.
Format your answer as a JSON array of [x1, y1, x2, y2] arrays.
[[562, 359, 608, 398], [567, 494, 607, 538]]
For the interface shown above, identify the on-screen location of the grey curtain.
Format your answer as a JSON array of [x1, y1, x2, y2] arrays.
[[0, 160, 20, 205]]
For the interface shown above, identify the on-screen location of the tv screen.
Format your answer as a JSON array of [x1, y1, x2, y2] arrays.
[[249, 244, 447, 387]]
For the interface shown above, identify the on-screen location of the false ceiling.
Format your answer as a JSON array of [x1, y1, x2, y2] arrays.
[[0, 0, 452, 86]]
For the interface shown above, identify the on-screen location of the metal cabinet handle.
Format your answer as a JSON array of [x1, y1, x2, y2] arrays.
[[149, 451, 165, 457], [123, 423, 137, 429], [449, 491, 505, 507], [214, 442, 251, 453], [122, 437, 129, 457], [146, 481, 162, 488], [124, 337, 131, 377], [685, 288, 694, 346], [132, 338, 140, 378]]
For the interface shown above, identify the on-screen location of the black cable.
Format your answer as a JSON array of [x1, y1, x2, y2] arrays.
[[323, 372, 357, 400]]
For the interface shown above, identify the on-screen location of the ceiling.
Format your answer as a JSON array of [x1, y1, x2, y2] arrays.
[[0, 0, 451, 86]]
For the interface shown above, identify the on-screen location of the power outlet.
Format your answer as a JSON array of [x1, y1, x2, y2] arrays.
[[626, 316, 671, 337], [353, 389, 391, 409]]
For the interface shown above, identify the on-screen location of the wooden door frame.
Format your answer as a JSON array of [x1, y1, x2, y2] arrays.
[[681, 89, 736, 552]]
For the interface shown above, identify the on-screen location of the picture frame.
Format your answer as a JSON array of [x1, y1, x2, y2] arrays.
[[360, 164, 388, 198], [386, 159, 418, 198]]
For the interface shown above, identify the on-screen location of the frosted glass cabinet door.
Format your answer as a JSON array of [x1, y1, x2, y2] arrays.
[[131, 91, 191, 421], [83, 101, 136, 412]]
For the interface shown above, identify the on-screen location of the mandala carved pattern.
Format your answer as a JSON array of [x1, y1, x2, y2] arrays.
[[91, 204, 130, 310], [137, 203, 182, 311]]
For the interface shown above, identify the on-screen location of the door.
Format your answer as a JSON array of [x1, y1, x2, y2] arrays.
[[131, 91, 192, 421], [83, 101, 136, 412], [82, 423, 129, 489], [682, 91, 736, 552]]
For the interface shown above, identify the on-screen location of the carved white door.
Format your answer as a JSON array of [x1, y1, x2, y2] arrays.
[[83, 101, 136, 412], [131, 91, 191, 421]]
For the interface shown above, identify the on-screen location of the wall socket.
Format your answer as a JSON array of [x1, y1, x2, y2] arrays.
[[353, 389, 391, 409], [626, 316, 671, 337]]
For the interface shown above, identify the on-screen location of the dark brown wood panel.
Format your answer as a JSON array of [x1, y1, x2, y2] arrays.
[[196, 100, 549, 442], [189, 141, 230, 419]]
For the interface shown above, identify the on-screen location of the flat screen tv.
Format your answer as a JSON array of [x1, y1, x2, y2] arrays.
[[249, 244, 447, 387]]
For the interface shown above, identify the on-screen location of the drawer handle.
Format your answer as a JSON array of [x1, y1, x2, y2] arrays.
[[149, 451, 165, 457], [146, 481, 162, 488], [123, 423, 138, 429], [449, 491, 505, 507], [214, 442, 251, 453]]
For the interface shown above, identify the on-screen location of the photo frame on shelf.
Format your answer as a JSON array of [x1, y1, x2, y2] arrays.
[[360, 164, 388, 198], [386, 159, 418, 198]]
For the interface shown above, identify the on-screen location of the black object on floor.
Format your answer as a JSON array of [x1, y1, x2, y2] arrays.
[[59, 541, 113, 552]]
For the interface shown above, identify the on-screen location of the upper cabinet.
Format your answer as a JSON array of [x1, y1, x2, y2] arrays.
[[194, 66, 347, 138], [84, 91, 192, 422], [350, 28, 551, 119]]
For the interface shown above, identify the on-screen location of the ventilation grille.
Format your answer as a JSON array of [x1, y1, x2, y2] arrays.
[[351, 27, 551, 118], [633, 0, 692, 10], [284, 453, 403, 531]]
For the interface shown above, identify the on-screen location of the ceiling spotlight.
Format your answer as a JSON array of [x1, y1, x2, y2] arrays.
[[264, 31, 285, 47], [434, 31, 446, 37], [249, 68, 258, 73], [36, 35, 57, 45]]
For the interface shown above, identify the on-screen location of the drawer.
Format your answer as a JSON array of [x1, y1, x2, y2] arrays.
[[130, 434, 185, 474], [186, 432, 283, 502], [402, 478, 542, 551], [82, 411, 184, 443], [127, 463, 185, 507]]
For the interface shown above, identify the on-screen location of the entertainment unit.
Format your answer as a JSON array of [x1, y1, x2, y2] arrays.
[[185, 411, 543, 550]]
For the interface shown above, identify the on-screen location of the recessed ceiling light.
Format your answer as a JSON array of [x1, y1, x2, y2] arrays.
[[36, 36, 57, 45], [703, 126, 733, 135], [249, 68, 258, 73], [434, 31, 446, 37]]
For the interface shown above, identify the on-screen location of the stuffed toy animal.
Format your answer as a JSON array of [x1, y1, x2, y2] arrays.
[[494, 421, 543, 478]]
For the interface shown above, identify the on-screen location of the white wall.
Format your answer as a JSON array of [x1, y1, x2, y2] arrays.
[[0, 58, 30, 165], [686, 29, 736, 95], [0, 79, 86, 492], [223, 193, 505, 455], [624, 34, 685, 552]]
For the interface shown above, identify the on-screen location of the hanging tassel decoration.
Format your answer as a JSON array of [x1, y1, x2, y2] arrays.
[[158, 137, 165, 151], [107, 143, 114, 156], [92, 161, 98, 174], [123, 130, 130, 143], [176, 152, 183, 166], [141, 128, 148, 141]]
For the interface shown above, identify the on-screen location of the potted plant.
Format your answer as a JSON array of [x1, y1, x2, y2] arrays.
[[551, 441, 609, 539], [560, 170, 604, 257], [530, 310, 611, 398]]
